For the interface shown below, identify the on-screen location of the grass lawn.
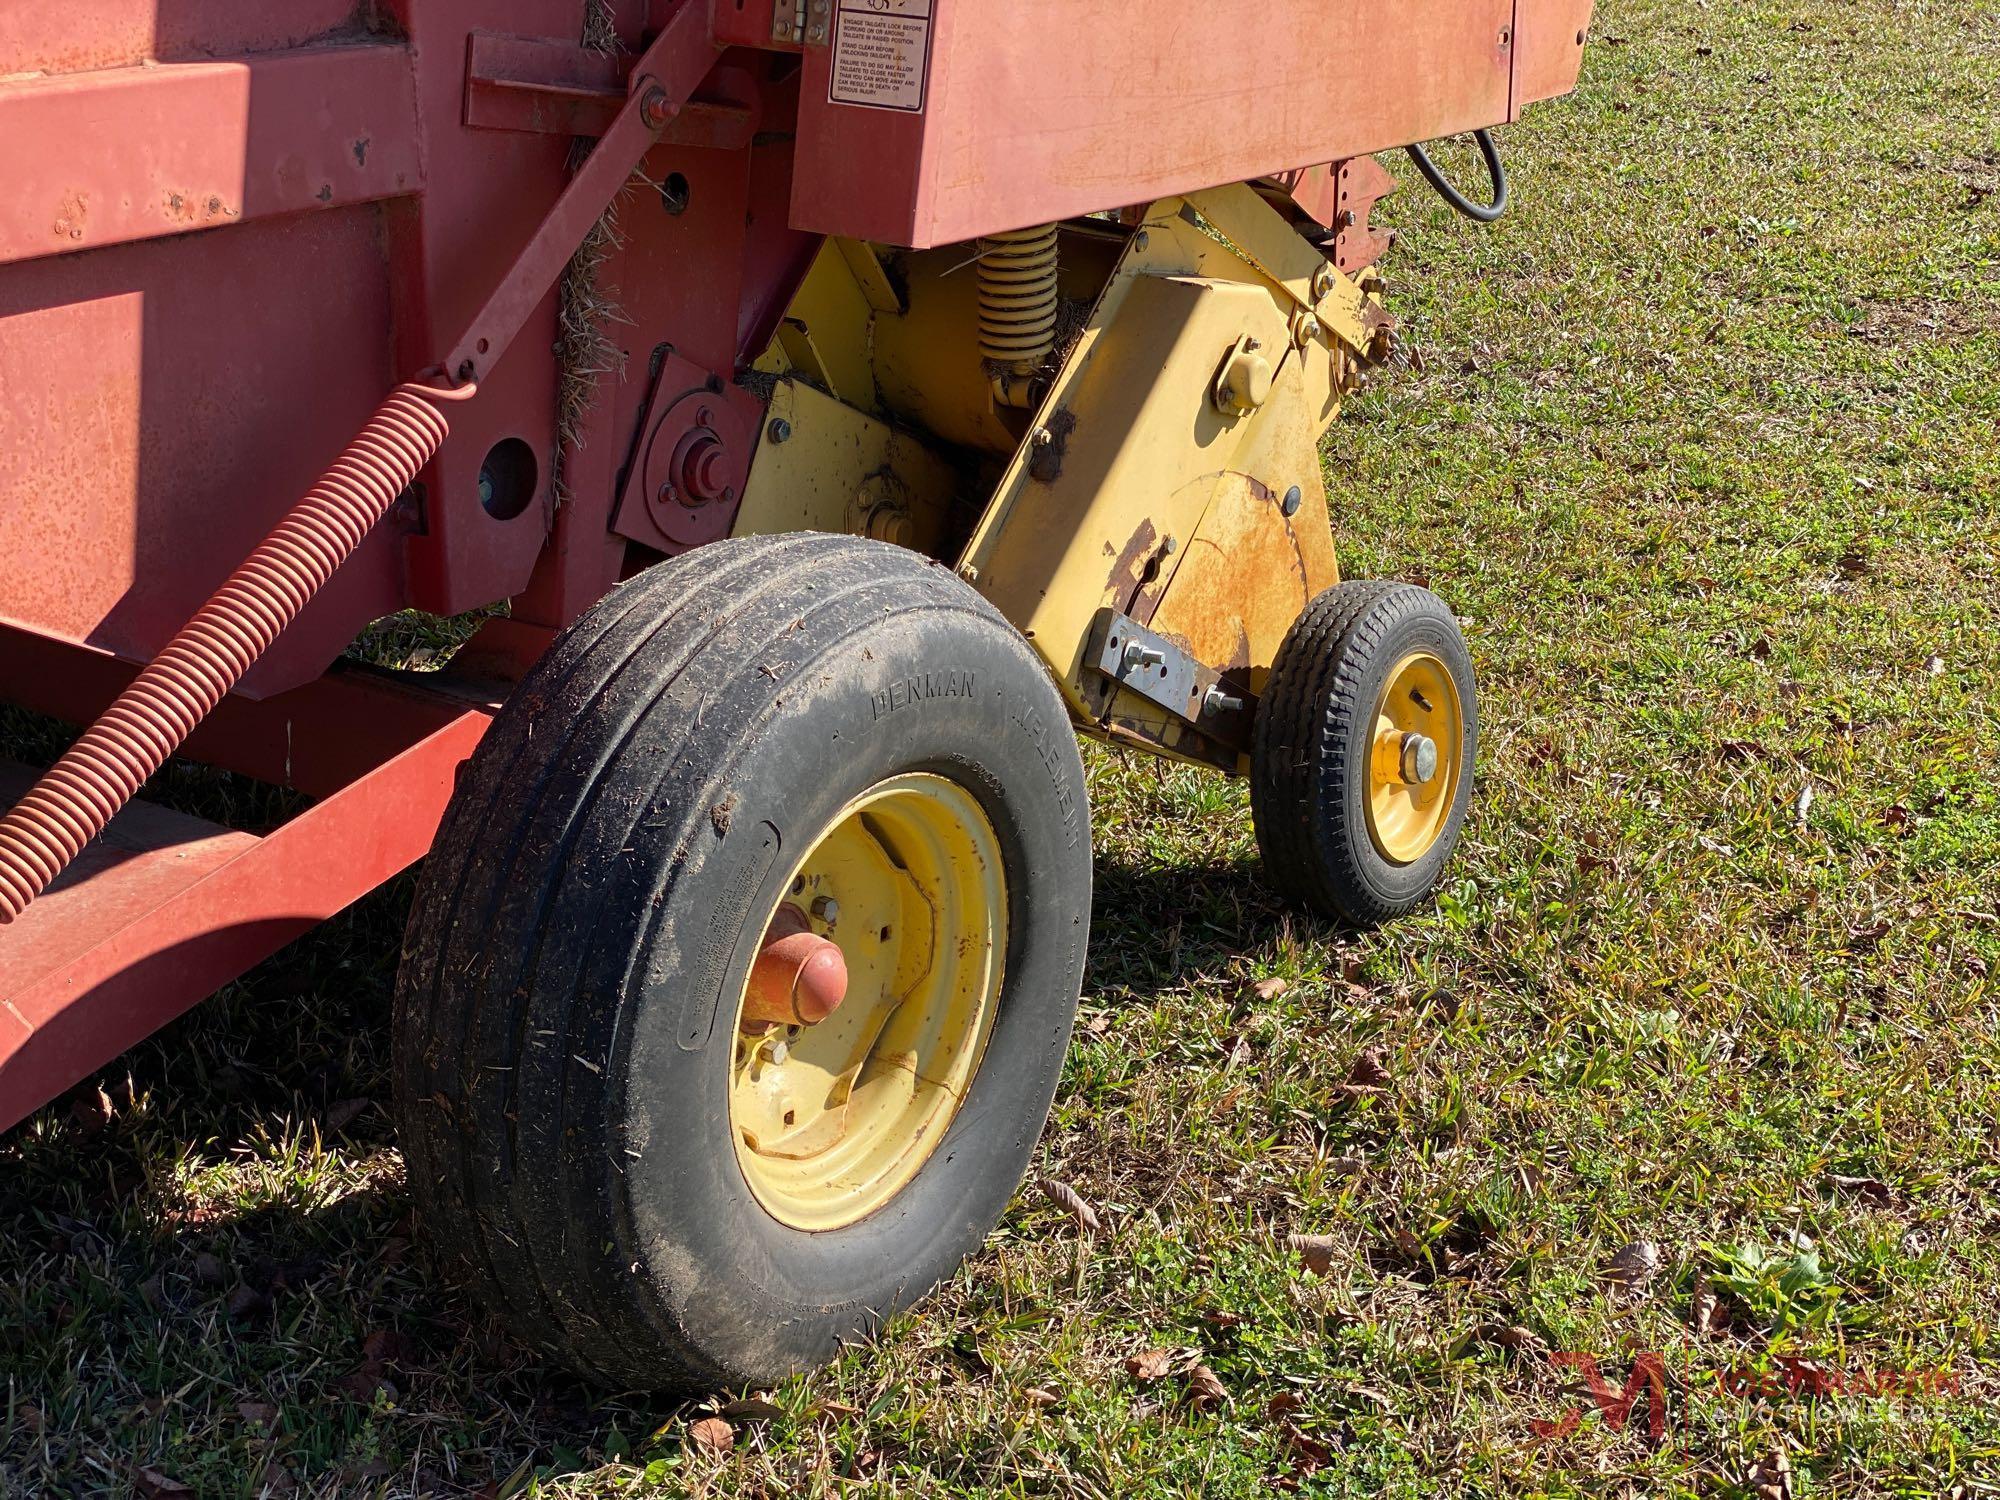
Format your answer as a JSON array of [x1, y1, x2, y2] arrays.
[[4, 0, 1999, 1493]]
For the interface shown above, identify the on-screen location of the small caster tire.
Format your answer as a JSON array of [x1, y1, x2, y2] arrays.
[[1251, 580, 1477, 925], [393, 534, 1092, 1389]]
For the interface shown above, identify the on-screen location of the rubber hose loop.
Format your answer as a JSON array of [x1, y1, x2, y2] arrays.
[[0, 380, 474, 922], [1403, 128, 1510, 223]]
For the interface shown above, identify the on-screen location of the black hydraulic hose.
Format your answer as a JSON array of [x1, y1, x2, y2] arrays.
[[1404, 128, 1510, 223]]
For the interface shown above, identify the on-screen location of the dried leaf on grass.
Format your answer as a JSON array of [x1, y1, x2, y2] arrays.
[[1124, 1347, 1174, 1381], [718, 1395, 784, 1422], [1185, 1364, 1228, 1410], [1287, 1233, 1338, 1276], [1283, 1425, 1336, 1474], [1249, 976, 1290, 1001], [1039, 1177, 1100, 1235], [687, 1416, 735, 1457], [136, 1471, 193, 1499], [1691, 1275, 1729, 1337], [1606, 1239, 1662, 1291], [1826, 1173, 1894, 1205], [1747, 1445, 1792, 1500], [1341, 1046, 1391, 1094]]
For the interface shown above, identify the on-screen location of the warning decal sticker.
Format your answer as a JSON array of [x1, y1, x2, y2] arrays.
[[829, 0, 933, 113]]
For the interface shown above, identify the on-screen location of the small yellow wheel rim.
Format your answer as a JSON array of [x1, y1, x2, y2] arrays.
[[1365, 651, 1464, 865], [729, 773, 1007, 1231]]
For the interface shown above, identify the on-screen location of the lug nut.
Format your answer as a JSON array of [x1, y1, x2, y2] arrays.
[[810, 894, 840, 925]]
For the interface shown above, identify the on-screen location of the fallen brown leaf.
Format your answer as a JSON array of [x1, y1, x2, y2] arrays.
[[1287, 1233, 1338, 1276], [1826, 1173, 1894, 1206], [1251, 976, 1290, 1001], [1265, 1390, 1306, 1419], [1480, 1323, 1545, 1354], [1344, 1046, 1390, 1092], [1747, 1444, 1793, 1500], [1185, 1364, 1228, 1411], [687, 1416, 735, 1457], [237, 1400, 277, 1427], [718, 1395, 785, 1422], [1691, 1275, 1728, 1337], [1284, 1424, 1335, 1474], [69, 1086, 116, 1136], [1039, 1177, 1100, 1235], [1124, 1347, 1174, 1381], [1024, 1387, 1060, 1407], [136, 1470, 193, 1499], [1201, 1309, 1245, 1328], [1606, 1239, 1662, 1291]]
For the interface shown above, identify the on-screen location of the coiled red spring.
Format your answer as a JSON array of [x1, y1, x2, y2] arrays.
[[0, 381, 474, 924]]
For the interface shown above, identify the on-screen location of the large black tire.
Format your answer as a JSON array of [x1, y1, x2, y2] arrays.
[[1251, 580, 1477, 925], [393, 534, 1092, 1389]]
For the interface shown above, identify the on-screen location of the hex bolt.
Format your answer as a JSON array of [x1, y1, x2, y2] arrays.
[[1312, 262, 1337, 301], [1161, 534, 1178, 555], [1123, 642, 1165, 674], [769, 1038, 790, 1064], [1294, 313, 1321, 349], [768, 417, 792, 444], [1203, 684, 1246, 716], [1031, 425, 1055, 447], [639, 86, 671, 130], [810, 895, 840, 925], [1399, 732, 1440, 785]]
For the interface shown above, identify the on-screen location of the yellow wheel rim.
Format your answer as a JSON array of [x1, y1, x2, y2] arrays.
[[729, 773, 1007, 1231], [1365, 651, 1464, 865]]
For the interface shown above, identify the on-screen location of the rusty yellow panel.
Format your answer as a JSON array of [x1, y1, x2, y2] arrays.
[[733, 377, 957, 550], [959, 271, 1294, 714]]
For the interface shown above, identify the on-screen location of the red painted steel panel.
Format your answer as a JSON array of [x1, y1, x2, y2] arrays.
[[0, 0, 361, 78], [790, 0, 1564, 247], [0, 46, 423, 267], [0, 209, 409, 697], [1516, 0, 1595, 107], [0, 710, 489, 1135]]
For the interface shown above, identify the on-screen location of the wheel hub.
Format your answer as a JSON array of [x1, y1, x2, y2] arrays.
[[1365, 651, 1463, 865], [728, 773, 1007, 1231]]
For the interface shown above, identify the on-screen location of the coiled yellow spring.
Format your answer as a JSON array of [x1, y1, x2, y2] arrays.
[[976, 224, 1059, 401]]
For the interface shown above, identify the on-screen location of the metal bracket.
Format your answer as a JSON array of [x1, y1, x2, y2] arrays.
[[1084, 609, 1255, 742]]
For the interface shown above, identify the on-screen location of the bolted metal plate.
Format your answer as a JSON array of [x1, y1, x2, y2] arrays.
[[1085, 609, 1256, 742]]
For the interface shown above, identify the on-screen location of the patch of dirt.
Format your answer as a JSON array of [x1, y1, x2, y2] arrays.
[[1845, 297, 1997, 346]]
